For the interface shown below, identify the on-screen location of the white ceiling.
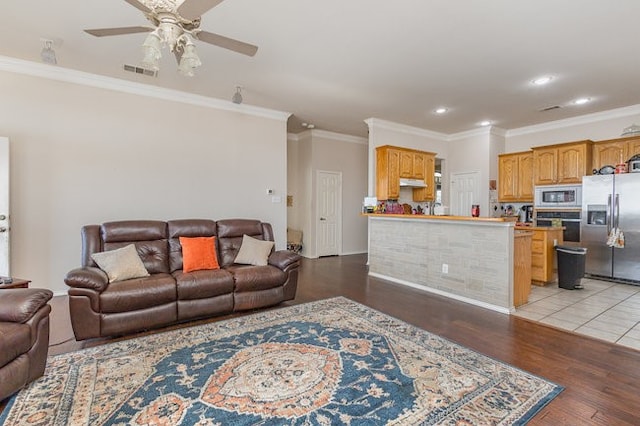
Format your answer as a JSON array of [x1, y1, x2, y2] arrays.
[[3, 0, 640, 137]]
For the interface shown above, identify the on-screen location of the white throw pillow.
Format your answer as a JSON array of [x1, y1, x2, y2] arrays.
[[234, 235, 275, 266], [91, 244, 150, 283]]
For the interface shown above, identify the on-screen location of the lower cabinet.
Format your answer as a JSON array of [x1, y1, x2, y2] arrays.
[[514, 232, 533, 307], [528, 227, 564, 284]]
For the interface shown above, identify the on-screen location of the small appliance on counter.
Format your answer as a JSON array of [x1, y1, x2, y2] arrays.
[[363, 197, 377, 213], [519, 205, 534, 223], [628, 154, 640, 173]]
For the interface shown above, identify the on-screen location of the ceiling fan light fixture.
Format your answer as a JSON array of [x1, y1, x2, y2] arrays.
[[232, 86, 243, 104], [141, 32, 162, 71], [178, 39, 201, 77]]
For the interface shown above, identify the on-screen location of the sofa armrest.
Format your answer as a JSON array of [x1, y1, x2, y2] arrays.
[[65, 267, 109, 292], [0, 288, 53, 323], [268, 250, 301, 270]]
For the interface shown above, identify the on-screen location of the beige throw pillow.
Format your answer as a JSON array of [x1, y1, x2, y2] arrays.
[[91, 244, 150, 283], [234, 234, 275, 266]]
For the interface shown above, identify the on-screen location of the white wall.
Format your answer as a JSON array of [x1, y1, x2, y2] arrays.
[[0, 67, 289, 294], [287, 130, 368, 257]]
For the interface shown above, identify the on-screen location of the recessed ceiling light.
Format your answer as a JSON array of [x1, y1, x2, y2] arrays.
[[434, 107, 448, 114], [573, 97, 591, 105], [479, 120, 492, 127], [532, 76, 553, 85]]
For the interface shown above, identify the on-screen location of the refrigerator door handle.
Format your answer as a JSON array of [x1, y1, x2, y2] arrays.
[[607, 194, 612, 234], [615, 194, 620, 229]]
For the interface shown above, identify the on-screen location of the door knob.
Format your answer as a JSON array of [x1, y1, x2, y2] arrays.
[[320, 217, 326, 221]]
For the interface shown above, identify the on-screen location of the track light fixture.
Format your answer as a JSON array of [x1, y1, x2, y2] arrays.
[[232, 86, 243, 104], [40, 39, 57, 65]]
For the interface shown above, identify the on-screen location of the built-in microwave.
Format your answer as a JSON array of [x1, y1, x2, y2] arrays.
[[534, 184, 582, 209]]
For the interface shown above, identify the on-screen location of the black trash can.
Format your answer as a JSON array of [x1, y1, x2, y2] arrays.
[[555, 245, 587, 290]]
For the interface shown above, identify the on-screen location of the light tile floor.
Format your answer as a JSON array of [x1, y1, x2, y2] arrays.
[[514, 277, 640, 351]]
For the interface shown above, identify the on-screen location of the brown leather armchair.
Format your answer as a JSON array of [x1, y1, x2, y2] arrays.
[[0, 288, 53, 401]]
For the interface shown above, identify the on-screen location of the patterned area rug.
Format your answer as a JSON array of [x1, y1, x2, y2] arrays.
[[0, 297, 562, 425]]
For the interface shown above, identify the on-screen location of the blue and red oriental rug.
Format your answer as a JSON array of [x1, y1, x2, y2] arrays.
[[0, 297, 562, 425]]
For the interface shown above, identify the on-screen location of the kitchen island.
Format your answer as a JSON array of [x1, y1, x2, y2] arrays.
[[365, 214, 531, 313]]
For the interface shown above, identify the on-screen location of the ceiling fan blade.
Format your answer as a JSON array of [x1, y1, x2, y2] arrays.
[[84, 26, 153, 37], [196, 31, 258, 57], [123, 0, 151, 14], [178, 0, 225, 20]]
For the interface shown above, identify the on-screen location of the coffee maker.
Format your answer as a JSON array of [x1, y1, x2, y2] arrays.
[[519, 205, 534, 223]]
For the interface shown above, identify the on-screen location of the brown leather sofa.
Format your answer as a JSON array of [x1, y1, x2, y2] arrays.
[[64, 219, 301, 340], [0, 288, 53, 401]]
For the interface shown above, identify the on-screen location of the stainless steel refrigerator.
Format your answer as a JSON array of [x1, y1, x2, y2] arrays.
[[582, 173, 640, 283]]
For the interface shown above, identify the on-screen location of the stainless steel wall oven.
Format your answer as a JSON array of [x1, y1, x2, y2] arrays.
[[535, 210, 582, 244]]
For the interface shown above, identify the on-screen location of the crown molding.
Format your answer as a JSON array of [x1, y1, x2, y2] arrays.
[[506, 104, 640, 137], [310, 129, 368, 145], [447, 126, 507, 141], [288, 129, 367, 145], [0, 55, 291, 122], [364, 118, 448, 140]]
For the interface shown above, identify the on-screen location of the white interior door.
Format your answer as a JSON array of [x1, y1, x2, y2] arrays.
[[451, 171, 480, 216], [316, 170, 341, 257], [0, 137, 9, 276]]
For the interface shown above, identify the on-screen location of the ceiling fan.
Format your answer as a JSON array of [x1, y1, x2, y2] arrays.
[[84, 0, 258, 76]]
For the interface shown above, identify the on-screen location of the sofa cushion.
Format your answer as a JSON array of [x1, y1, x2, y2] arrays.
[[99, 274, 176, 313], [234, 235, 275, 266], [168, 219, 218, 273], [227, 265, 286, 292], [0, 322, 31, 369], [179, 236, 220, 273], [174, 269, 234, 300], [91, 244, 150, 283]]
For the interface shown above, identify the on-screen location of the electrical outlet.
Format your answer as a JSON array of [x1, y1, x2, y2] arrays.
[[442, 263, 448, 274], [553, 239, 558, 246]]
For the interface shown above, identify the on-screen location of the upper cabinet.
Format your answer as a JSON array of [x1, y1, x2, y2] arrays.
[[532, 140, 592, 185], [376, 145, 436, 201], [498, 151, 533, 202], [412, 154, 435, 202], [592, 136, 640, 171], [376, 146, 401, 200]]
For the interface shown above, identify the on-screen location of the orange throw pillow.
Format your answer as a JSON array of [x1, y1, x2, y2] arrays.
[[179, 236, 220, 273]]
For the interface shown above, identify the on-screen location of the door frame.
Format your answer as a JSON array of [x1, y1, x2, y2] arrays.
[[315, 170, 342, 257], [0, 137, 9, 276]]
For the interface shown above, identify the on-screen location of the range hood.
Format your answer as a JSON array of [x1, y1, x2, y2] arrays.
[[399, 178, 427, 188]]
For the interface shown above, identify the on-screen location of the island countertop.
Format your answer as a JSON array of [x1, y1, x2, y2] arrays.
[[361, 213, 512, 223]]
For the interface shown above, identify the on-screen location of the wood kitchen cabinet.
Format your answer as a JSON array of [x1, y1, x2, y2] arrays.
[[376, 146, 401, 200], [592, 136, 640, 171], [376, 145, 436, 201], [514, 232, 533, 307], [498, 151, 533, 202], [412, 154, 435, 201], [399, 151, 426, 179], [524, 227, 564, 285], [532, 140, 593, 185]]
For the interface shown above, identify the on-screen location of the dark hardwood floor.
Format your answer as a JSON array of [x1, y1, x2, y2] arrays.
[[10, 254, 640, 424]]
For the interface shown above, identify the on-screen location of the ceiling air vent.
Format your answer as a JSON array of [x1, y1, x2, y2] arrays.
[[540, 105, 561, 112], [123, 64, 158, 77]]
